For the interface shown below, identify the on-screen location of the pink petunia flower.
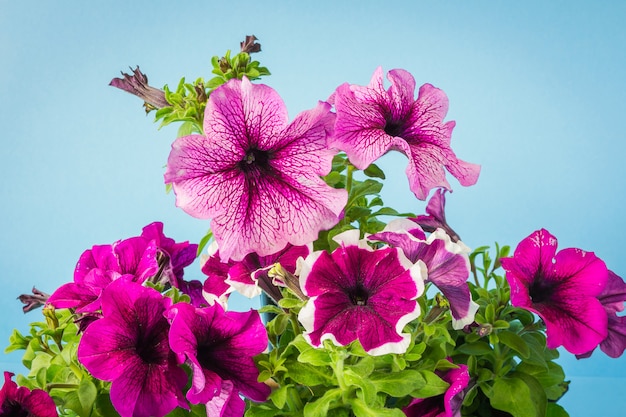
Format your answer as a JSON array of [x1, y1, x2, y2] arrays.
[[77, 279, 188, 417], [370, 219, 478, 330], [298, 230, 424, 355], [330, 67, 480, 201], [0, 371, 58, 417], [403, 362, 470, 417], [202, 241, 310, 303], [164, 77, 347, 261], [500, 229, 609, 355], [166, 302, 270, 414]]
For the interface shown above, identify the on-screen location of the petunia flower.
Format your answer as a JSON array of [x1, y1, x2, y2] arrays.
[[17, 287, 50, 313], [298, 230, 424, 355], [403, 362, 470, 417], [164, 77, 347, 261], [370, 219, 478, 329], [48, 237, 158, 314], [109, 66, 169, 111], [140, 221, 198, 285], [202, 241, 310, 303], [166, 301, 270, 413], [577, 270, 626, 359], [0, 371, 58, 417], [411, 188, 461, 243], [330, 67, 480, 201], [500, 229, 609, 355], [77, 279, 187, 417]]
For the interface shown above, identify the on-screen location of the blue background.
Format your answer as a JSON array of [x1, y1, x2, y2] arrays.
[[1, 1, 625, 415]]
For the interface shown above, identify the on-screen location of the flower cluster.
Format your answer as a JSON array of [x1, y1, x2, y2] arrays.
[[4, 36, 625, 417]]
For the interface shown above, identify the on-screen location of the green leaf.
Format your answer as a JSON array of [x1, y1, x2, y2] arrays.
[[349, 398, 405, 417], [4, 329, 31, 353], [487, 371, 546, 417], [343, 369, 377, 405], [303, 388, 342, 417], [455, 341, 493, 355], [498, 330, 530, 359], [286, 361, 333, 386], [410, 370, 449, 398], [362, 163, 385, 179], [546, 403, 569, 417], [369, 369, 426, 396], [245, 404, 282, 417], [298, 347, 332, 366], [348, 179, 383, 205], [346, 206, 372, 220], [77, 379, 97, 416], [269, 384, 289, 409]]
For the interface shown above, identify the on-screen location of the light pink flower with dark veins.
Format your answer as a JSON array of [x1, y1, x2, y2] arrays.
[[330, 67, 480, 200], [165, 77, 347, 261]]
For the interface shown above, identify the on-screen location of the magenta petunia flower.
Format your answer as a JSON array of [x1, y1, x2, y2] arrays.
[[165, 77, 347, 261], [166, 302, 270, 412], [330, 67, 480, 200], [48, 237, 158, 314], [202, 241, 310, 303], [370, 219, 477, 329], [77, 279, 187, 417], [298, 230, 424, 355], [0, 371, 58, 417], [500, 229, 609, 354], [403, 362, 470, 417]]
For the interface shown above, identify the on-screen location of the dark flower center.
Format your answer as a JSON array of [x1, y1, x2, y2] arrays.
[[383, 119, 405, 137], [135, 318, 169, 365], [528, 275, 557, 304], [2, 400, 29, 417], [239, 148, 271, 173], [349, 283, 370, 306]]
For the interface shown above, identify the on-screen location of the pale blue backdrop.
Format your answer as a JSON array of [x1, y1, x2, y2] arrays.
[[1, 1, 625, 415]]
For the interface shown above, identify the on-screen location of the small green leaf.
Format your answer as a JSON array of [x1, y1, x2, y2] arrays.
[[369, 369, 426, 396], [349, 397, 405, 417], [303, 388, 342, 417], [455, 341, 493, 355], [498, 330, 530, 359], [410, 370, 449, 398], [269, 384, 289, 409], [362, 163, 386, 179], [298, 347, 332, 366], [286, 361, 333, 385], [487, 371, 546, 417]]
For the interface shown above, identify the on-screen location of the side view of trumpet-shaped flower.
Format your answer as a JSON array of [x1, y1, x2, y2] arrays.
[[330, 67, 480, 200], [298, 230, 424, 355], [165, 77, 347, 261]]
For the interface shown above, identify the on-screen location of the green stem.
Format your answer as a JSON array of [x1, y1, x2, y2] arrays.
[[346, 163, 354, 196]]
